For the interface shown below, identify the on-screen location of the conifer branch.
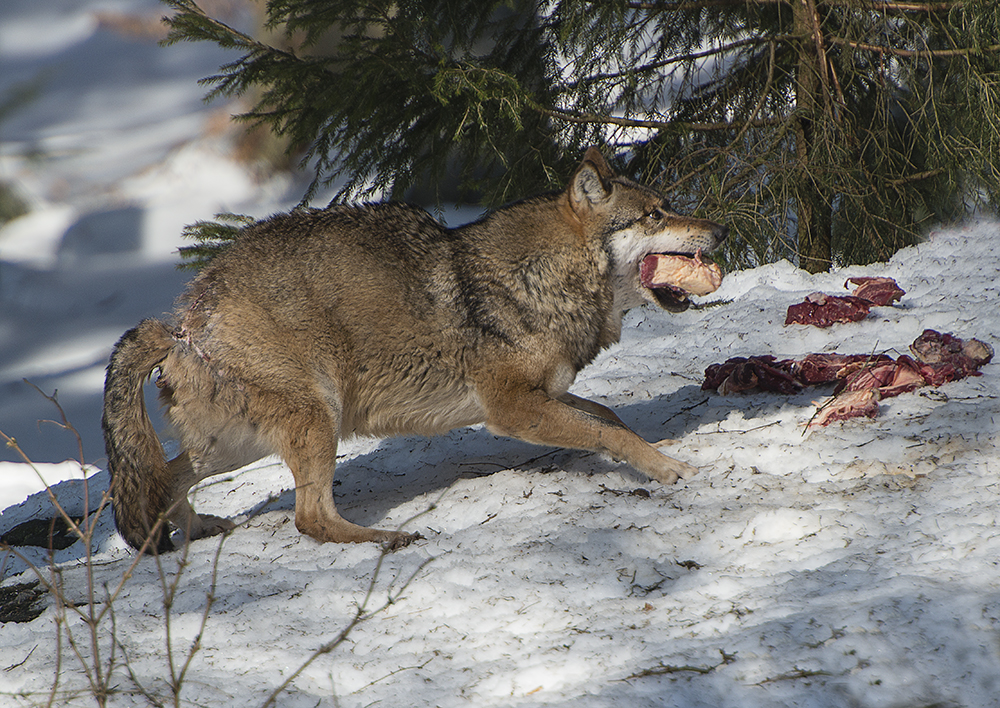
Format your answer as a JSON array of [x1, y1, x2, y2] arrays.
[[161, 0, 291, 58], [536, 105, 784, 132], [886, 168, 946, 186], [827, 36, 1000, 58], [624, 0, 959, 10], [664, 40, 779, 192], [565, 34, 801, 89]]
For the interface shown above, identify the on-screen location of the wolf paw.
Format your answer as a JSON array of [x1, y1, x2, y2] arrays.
[[188, 514, 236, 540], [647, 448, 699, 484], [380, 530, 424, 552]]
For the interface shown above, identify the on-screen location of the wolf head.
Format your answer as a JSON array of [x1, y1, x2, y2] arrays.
[[569, 147, 727, 313]]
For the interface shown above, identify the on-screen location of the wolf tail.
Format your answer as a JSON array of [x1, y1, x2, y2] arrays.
[[102, 319, 176, 552]]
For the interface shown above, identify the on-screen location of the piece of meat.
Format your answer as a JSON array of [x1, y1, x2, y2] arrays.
[[809, 388, 881, 427], [640, 249, 723, 297], [703, 357, 745, 392], [839, 355, 927, 398], [793, 353, 893, 385], [785, 276, 904, 328], [909, 329, 964, 364], [717, 359, 763, 395], [701, 331, 992, 427], [847, 277, 905, 306], [784, 292, 872, 327], [702, 356, 801, 395], [908, 330, 993, 387], [961, 338, 995, 366], [910, 329, 994, 371]]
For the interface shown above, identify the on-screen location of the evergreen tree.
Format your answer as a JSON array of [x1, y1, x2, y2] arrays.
[[163, 0, 1000, 272]]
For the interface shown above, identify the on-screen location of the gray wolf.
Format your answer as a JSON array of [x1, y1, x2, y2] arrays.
[[103, 148, 727, 552]]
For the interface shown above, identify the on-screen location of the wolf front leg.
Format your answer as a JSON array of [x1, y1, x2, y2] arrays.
[[482, 386, 698, 484]]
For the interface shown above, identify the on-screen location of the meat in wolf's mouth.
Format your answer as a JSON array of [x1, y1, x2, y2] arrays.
[[640, 249, 723, 311]]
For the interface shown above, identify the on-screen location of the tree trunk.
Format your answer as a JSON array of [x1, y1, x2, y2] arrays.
[[793, 0, 833, 273]]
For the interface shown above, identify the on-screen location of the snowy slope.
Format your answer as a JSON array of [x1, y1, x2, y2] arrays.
[[3, 1, 1000, 707], [2, 221, 999, 708]]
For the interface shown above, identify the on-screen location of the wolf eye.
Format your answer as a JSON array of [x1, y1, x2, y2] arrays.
[[647, 208, 663, 221]]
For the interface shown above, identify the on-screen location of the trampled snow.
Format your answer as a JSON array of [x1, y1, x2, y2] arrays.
[[2, 2, 1000, 707]]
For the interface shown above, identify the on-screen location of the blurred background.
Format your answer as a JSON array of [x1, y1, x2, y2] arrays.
[[0, 0, 299, 467]]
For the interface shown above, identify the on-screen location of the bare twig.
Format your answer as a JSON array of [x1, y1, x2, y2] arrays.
[[260, 508, 436, 708], [622, 648, 737, 680], [3, 645, 37, 672], [755, 666, 834, 684], [1, 389, 176, 706]]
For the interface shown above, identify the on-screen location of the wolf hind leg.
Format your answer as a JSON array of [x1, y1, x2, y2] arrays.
[[164, 451, 237, 542], [269, 398, 419, 549], [163, 406, 272, 543]]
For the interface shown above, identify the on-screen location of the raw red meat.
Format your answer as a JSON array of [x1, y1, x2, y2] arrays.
[[837, 355, 927, 398], [809, 389, 881, 428], [702, 356, 801, 395], [910, 328, 994, 376], [639, 249, 723, 297], [784, 292, 871, 327], [792, 353, 893, 385], [846, 277, 906, 306], [701, 330, 993, 426], [785, 276, 904, 327]]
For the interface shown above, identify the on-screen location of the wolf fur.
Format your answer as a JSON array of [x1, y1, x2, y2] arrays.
[[103, 147, 727, 552]]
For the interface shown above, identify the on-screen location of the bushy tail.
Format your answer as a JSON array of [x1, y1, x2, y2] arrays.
[[102, 319, 176, 552]]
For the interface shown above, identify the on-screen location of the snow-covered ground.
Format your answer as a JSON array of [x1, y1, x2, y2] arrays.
[[2, 2, 1000, 707]]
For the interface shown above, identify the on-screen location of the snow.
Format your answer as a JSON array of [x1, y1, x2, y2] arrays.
[[2, 2, 1000, 707]]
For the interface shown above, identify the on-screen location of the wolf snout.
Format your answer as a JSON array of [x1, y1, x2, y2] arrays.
[[710, 222, 728, 249]]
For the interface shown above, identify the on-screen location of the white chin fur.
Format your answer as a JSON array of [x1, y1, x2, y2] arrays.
[[608, 228, 671, 310], [609, 227, 652, 267]]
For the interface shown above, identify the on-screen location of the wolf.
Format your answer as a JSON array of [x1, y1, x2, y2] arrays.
[[103, 147, 727, 553]]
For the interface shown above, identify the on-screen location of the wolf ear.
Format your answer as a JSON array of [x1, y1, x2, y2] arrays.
[[570, 147, 615, 211], [582, 146, 615, 180]]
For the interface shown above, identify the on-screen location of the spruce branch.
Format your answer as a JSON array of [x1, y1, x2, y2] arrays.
[[161, 0, 291, 57], [625, 0, 960, 10], [827, 36, 1000, 58]]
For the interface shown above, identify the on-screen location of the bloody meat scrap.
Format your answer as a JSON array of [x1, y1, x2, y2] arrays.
[[810, 388, 881, 428], [846, 277, 905, 306], [702, 356, 802, 395], [639, 249, 723, 297], [794, 352, 894, 385], [784, 292, 871, 327], [701, 330, 993, 426], [785, 277, 905, 327], [701, 352, 887, 394], [910, 328, 994, 376], [836, 355, 928, 399]]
